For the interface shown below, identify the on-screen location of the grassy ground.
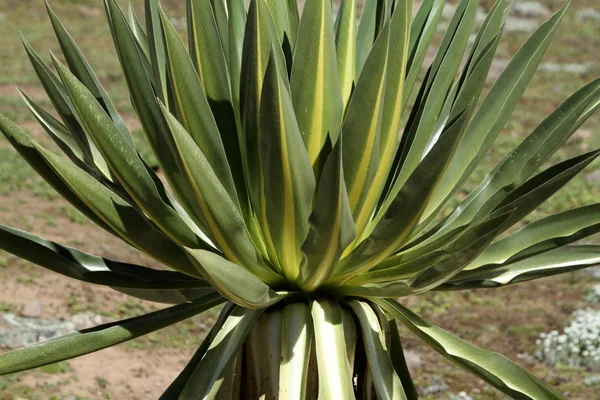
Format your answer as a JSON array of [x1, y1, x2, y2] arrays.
[[0, 0, 598, 398]]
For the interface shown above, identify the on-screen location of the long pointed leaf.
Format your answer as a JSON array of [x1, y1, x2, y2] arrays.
[[291, 0, 343, 163], [349, 300, 407, 400], [179, 306, 264, 398], [259, 53, 316, 280], [441, 245, 600, 290], [298, 138, 356, 292], [0, 225, 212, 304], [0, 293, 224, 376], [376, 299, 567, 399]]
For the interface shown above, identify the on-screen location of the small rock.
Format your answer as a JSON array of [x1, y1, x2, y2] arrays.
[[72, 313, 103, 329], [20, 300, 43, 318], [420, 375, 449, 396], [0, 313, 75, 349], [0, 13, 5, 21], [539, 62, 594, 75], [403, 350, 422, 374], [505, 17, 539, 33], [513, 2, 551, 19], [450, 392, 475, 400], [585, 170, 600, 184], [584, 375, 600, 387], [63, 396, 77, 400], [577, 8, 600, 23]]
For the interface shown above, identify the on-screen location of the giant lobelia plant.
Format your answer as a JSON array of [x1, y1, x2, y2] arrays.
[[0, 0, 599, 398]]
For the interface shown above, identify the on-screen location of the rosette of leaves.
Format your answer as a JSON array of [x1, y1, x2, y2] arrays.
[[1, 0, 599, 398]]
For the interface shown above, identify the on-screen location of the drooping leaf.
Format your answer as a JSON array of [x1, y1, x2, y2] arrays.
[[376, 299, 567, 399], [464, 204, 600, 272], [440, 246, 600, 290], [179, 306, 264, 398], [0, 293, 224, 376], [349, 300, 407, 400], [0, 225, 212, 304], [160, 303, 236, 399]]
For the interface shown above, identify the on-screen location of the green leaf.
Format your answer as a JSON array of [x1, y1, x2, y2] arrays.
[[376, 299, 567, 399], [425, 2, 570, 216], [280, 303, 313, 399], [297, 139, 355, 292], [387, 318, 419, 399], [144, 0, 170, 105], [185, 248, 283, 308], [355, 210, 513, 287], [492, 150, 600, 227], [52, 57, 205, 249], [352, 0, 412, 240], [335, 0, 357, 107], [20, 36, 110, 178], [46, 0, 132, 144], [160, 9, 240, 207], [0, 116, 203, 277], [334, 106, 472, 282], [403, 0, 446, 108], [433, 77, 600, 236], [356, 0, 390, 77], [160, 105, 276, 282], [291, 0, 343, 164], [378, 0, 478, 224], [349, 300, 407, 400], [210, 0, 230, 61], [441, 245, 600, 290], [240, 0, 289, 208], [227, 0, 247, 104], [127, 3, 150, 58], [258, 53, 316, 281], [245, 310, 283, 398], [19, 90, 86, 167], [311, 300, 354, 399], [265, 0, 299, 46], [179, 306, 264, 398], [0, 225, 212, 304], [104, 0, 202, 227], [341, 22, 390, 226], [0, 293, 224, 376], [187, 0, 232, 107], [464, 204, 600, 272]]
